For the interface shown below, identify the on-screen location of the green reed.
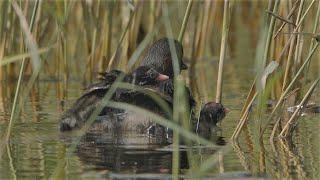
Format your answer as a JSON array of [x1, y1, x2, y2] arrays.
[[178, 0, 193, 43], [6, 0, 40, 143], [0, 1, 319, 179], [232, 0, 320, 141], [162, 3, 182, 178]]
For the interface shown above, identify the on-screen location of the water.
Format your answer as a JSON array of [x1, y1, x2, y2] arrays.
[[0, 79, 233, 179], [1, 1, 319, 178], [0, 59, 319, 179]]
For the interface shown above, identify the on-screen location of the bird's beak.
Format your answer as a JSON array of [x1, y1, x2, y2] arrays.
[[156, 73, 169, 81]]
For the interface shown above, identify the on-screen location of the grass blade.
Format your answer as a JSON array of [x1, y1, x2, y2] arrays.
[[0, 45, 55, 66], [6, 0, 40, 143]]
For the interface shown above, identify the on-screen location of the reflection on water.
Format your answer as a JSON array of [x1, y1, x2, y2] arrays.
[[0, 7, 319, 177], [76, 132, 188, 174], [65, 118, 226, 174], [0, 73, 319, 179], [0, 77, 234, 179]]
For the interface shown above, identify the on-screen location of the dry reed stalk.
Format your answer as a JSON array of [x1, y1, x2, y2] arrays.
[[279, 78, 319, 138], [33, 0, 42, 38], [233, 0, 279, 140], [63, 35, 68, 81], [240, 78, 257, 117], [265, 10, 296, 26], [233, 60, 279, 139], [99, 2, 113, 72], [273, 0, 299, 39], [148, 1, 156, 32], [308, 1, 320, 49], [282, 37, 297, 90], [0, 41, 4, 80], [9, 2, 24, 79], [261, 42, 319, 135], [6, 0, 40, 142], [189, 2, 201, 102], [293, 33, 304, 68], [261, 0, 279, 69], [190, 2, 206, 100], [293, 24, 305, 76], [128, 1, 143, 59], [305, 0, 320, 79], [216, 0, 232, 103], [207, 2, 217, 55], [231, 92, 257, 139], [91, 2, 105, 80], [275, 0, 316, 63], [259, 0, 317, 135], [196, 0, 211, 56], [269, 25, 284, 99], [81, 1, 95, 80], [107, 6, 136, 71], [195, 1, 212, 102], [0, 1, 8, 80], [282, 0, 304, 92], [81, 1, 94, 52], [89, 27, 97, 80], [269, 89, 301, 140]]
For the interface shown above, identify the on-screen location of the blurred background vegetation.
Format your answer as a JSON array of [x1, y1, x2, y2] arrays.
[[0, 0, 319, 179]]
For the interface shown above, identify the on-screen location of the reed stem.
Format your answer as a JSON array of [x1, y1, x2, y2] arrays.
[[231, 92, 258, 139], [216, 0, 232, 103], [6, 0, 39, 142], [273, 0, 299, 39], [282, 0, 304, 92], [107, 7, 136, 71], [178, 0, 193, 43], [262, 42, 319, 135], [261, 0, 279, 70], [265, 10, 296, 26], [304, 0, 320, 81], [279, 77, 320, 137]]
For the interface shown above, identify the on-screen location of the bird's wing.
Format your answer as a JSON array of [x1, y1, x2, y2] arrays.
[[83, 81, 111, 97]]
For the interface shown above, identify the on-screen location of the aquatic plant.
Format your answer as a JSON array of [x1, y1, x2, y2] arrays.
[[0, 0, 319, 179]]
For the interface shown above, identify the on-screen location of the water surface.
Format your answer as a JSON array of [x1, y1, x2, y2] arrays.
[[0, 2, 319, 178]]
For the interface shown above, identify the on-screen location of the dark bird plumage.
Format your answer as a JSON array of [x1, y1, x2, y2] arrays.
[[60, 66, 169, 131], [141, 38, 187, 77]]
